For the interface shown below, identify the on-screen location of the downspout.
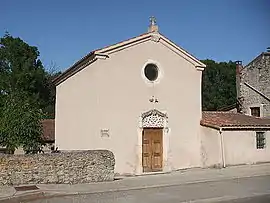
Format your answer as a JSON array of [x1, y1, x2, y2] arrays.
[[219, 128, 226, 168]]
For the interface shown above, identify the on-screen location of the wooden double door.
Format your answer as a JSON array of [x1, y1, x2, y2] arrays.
[[142, 128, 163, 172]]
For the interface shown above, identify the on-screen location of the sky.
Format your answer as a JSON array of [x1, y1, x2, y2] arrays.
[[1, 0, 269, 71]]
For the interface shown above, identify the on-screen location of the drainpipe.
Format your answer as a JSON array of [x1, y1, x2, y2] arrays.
[[219, 128, 226, 168]]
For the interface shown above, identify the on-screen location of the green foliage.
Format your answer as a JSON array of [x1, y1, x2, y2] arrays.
[[0, 33, 58, 153], [0, 33, 57, 118], [0, 91, 44, 153], [201, 59, 236, 111], [43, 71, 61, 119]]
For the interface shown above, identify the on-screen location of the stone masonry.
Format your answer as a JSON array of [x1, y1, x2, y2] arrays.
[[237, 52, 270, 118], [0, 150, 115, 186]]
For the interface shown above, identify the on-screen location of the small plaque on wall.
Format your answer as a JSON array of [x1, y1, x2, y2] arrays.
[[101, 129, 110, 137]]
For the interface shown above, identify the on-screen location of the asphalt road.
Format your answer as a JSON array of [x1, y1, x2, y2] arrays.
[[25, 175, 270, 203], [219, 194, 270, 203]]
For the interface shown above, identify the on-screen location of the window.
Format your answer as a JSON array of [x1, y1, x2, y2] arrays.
[[256, 132, 266, 149], [144, 64, 158, 81], [250, 107, 260, 117]]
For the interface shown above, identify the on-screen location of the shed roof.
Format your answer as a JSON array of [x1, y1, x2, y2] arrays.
[[201, 111, 270, 130]]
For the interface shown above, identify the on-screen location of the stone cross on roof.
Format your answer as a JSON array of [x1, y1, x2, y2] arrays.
[[148, 16, 159, 33], [150, 16, 157, 26]]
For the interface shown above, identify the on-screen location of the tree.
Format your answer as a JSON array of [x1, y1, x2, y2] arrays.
[[201, 60, 236, 111], [0, 33, 55, 153], [0, 91, 44, 153], [43, 69, 61, 118], [0, 33, 56, 118]]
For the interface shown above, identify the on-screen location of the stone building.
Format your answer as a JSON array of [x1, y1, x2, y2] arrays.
[[236, 50, 270, 118]]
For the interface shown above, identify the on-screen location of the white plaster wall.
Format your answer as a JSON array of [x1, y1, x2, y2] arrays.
[[200, 126, 222, 167], [223, 131, 270, 165], [14, 147, 24, 155], [55, 39, 202, 175]]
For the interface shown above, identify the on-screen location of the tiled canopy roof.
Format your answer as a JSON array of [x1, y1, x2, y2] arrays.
[[41, 119, 55, 142], [201, 111, 270, 129]]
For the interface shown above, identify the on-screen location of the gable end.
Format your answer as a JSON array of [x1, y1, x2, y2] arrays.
[[54, 32, 206, 86]]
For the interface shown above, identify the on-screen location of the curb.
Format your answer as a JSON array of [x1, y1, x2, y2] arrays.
[[0, 191, 78, 203], [37, 173, 270, 197], [72, 173, 270, 195], [1, 173, 270, 202], [187, 191, 270, 203], [0, 191, 45, 203]]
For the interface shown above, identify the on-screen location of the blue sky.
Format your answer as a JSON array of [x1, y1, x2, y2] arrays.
[[1, 0, 269, 71]]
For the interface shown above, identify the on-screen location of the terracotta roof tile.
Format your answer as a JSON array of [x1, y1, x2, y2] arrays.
[[41, 119, 55, 142], [201, 111, 270, 129]]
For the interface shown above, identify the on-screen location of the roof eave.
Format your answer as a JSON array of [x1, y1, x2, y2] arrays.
[[221, 126, 270, 131], [158, 33, 207, 68], [53, 52, 97, 86], [200, 123, 221, 130], [196, 66, 205, 71], [201, 123, 270, 131], [96, 33, 152, 54], [53, 33, 153, 86], [53, 31, 206, 85]]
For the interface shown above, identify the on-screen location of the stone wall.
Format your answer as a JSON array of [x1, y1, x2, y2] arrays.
[[239, 53, 270, 117], [0, 150, 115, 185]]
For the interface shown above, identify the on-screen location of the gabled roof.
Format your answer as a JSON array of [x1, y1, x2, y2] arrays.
[[201, 111, 270, 130], [241, 51, 270, 71], [53, 31, 206, 86]]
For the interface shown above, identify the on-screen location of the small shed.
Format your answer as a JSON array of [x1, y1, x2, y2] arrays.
[[200, 111, 270, 168]]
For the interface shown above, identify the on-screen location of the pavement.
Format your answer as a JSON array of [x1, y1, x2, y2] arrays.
[[1, 163, 270, 202], [25, 175, 270, 203]]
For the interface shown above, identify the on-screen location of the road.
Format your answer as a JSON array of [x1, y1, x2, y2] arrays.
[[25, 175, 270, 203], [219, 194, 270, 203]]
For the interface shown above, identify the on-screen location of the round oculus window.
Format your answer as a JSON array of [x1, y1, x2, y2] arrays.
[[144, 64, 158, 81]]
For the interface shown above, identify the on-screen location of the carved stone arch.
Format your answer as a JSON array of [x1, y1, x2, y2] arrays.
[[136, 108, 171, 174], [141, 109, 168, 128]]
